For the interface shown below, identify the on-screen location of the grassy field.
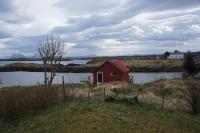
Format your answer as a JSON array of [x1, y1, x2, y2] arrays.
[[93, 80, 185, 109], [1, 98, 200, 133], [0, 80, 200, 133], [86, 59, 183, 67]]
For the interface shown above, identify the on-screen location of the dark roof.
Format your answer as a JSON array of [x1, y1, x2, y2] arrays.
[[169, 51, 184, 55], [94, 60, 129, 73], [169, 52, 184, 55]]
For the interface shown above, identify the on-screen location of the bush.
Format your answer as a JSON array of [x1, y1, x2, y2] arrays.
[[154, 89, 172, 97], [178, 78, 200, 114], [183, 52, 197, 74], [0, 86, 59, 119], [105, 95, 114, 102], [105, 94, 138, 104], [111, 87, 133, 95]]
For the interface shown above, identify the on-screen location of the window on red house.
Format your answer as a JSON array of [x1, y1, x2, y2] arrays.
[[110, 72, 118, 76]]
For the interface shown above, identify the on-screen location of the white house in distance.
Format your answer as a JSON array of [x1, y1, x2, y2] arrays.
[[168, 51, 184, 60]]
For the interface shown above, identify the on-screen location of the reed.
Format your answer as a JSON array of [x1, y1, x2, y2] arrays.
[[0, 86, 59, 119]]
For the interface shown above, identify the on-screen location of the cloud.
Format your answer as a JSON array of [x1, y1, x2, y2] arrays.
[[55, 0, 118, 13], [0, 0, 15, 13], [0, 32, 10, 39], [2, 35, 47, 55], [0, 0, 32, 24], [54, 0, 200, 29], [0, 43, 6, 49], [125, 0, 200, 11], [0, 0, 200, 58]]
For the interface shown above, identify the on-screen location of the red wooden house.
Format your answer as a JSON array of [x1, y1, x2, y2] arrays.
[[93, 60, 130, 86]]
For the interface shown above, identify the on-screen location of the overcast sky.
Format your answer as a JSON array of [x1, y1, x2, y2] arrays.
[[0, 0, 200, 58]]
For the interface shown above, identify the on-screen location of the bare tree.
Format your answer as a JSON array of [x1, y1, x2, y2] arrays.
[[38, 35, 64, 86], [179, 78, 200, 114]]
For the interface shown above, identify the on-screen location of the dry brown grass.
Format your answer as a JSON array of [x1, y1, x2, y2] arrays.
[[0, 86, 59, 119], [0, 84, 89, 119], [138, 79, 185, 109], [86, 59, 183, 67], [93, 79, 187, 110]]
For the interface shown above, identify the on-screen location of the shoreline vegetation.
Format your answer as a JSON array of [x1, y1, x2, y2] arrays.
[[0, 59, 199, 72]]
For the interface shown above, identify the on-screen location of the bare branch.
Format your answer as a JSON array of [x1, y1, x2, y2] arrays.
[[38, 34, 64, 86]]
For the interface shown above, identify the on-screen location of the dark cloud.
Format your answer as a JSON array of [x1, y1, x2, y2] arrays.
[[0, 0, 32, 24], [0, 0, 15, 12], [125, 0, 200, 11], [55, 0, 118, 13], [4, 35, 47, 53], [52, 15, 104, 33], [0, 31, 10, 39]]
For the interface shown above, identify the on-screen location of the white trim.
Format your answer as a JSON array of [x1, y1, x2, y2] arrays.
[[97, 72, 103, 85]]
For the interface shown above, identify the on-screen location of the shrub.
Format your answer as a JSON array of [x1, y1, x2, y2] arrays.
[[0, 86, 59, 119], [178, 78, 200, 114], [105, 95, 114, 102], [183, 52, 197, 74], [111, 87, 134, 96]]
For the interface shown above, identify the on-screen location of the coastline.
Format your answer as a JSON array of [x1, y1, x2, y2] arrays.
[[0, 64, 185, 73]]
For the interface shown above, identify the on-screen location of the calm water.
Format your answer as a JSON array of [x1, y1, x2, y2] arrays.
[[0, 60, 90, 66], [0, 72, 186, 87], [130, 72, 183, 84], [0, 72, 91, 87]]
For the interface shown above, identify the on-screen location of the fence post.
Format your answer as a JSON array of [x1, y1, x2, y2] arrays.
[[104, 88, 106, 100], [123, 87, 125, 100], [62, 76, 66, 101], [88, 83, 91, 98], [68, 74, 71, 84]]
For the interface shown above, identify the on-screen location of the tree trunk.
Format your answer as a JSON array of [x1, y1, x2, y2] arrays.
[[62, 76, 66, 101], [44, 62, 47, 86], [88, 84, 91, 98]]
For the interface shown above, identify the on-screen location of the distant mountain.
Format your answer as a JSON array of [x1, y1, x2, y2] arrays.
[[192, 51, 200, 56], [31, 53, 40, 59], [10, 53, 26, 59]]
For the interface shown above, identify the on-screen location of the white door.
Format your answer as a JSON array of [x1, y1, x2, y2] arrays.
[[97, 72, 103, 85]]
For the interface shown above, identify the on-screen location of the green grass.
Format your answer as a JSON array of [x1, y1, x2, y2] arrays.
[[1, 98, 200, 133], [1, 81, 200, 133]]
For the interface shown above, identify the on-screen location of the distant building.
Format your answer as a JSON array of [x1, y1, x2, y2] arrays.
[[168, 51, 184, 60], [93, 60, 130, 86]]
